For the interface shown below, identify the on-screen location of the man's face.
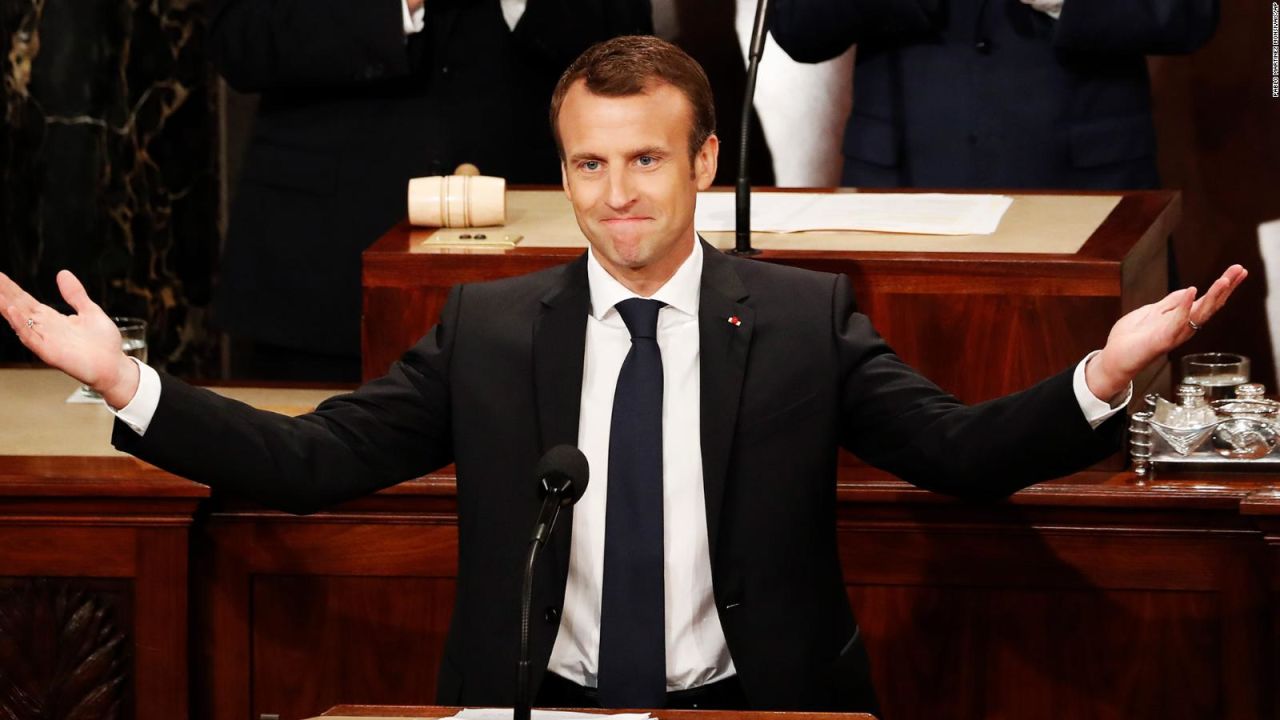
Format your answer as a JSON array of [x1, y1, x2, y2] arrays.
[[558, 79, 718, 290]]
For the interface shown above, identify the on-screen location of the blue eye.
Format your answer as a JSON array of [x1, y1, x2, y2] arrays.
[[637, 156, 655, 167], [582, 160, 601, 171]]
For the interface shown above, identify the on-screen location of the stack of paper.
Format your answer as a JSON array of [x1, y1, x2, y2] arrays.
[[693, 192, 1014, 236]]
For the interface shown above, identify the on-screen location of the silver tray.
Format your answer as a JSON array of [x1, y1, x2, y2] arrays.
[[1129, 409, 1280, 475]]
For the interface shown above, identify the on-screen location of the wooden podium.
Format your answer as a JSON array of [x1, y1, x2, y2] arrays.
[[363, 188, 1177, 407], [2, 369, 1278, 719]]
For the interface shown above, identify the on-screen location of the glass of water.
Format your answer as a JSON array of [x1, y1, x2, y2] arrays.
[[1181, 352, 1250, 401], [78, 316, 148, 400]]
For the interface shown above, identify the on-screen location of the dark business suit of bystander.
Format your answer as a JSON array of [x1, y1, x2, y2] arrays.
[[208, 0, 652, 364]]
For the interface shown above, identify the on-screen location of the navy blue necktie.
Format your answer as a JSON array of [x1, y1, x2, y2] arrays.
[[597, 298, 667, 708]]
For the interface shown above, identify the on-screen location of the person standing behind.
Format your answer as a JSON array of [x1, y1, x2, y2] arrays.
[[771, 0, 1218, 189], [210, 0, 652, 380]]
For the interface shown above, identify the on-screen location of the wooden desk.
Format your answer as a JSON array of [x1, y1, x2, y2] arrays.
[[0, 369, 335, 720], [3, 369, 1278, 719], [363, 189, 1177, 411]]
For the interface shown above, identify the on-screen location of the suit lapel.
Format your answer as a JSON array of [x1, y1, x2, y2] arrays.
[[697, 241, 753, 564], [532, 254, 590, 580]]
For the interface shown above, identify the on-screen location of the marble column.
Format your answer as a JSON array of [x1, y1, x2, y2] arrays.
[[0, 0, 219, 375]]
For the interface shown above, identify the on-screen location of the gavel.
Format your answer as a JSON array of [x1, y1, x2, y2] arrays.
[[408, 163, 506, 227]]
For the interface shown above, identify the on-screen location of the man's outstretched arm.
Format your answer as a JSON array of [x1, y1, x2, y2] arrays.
[[838, 265, 1247, 496], [1, 270, 456, 514]]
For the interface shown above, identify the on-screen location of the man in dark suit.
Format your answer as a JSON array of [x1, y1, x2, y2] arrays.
[[0, 36, 1245, 714], [771, 0, 1219, 189], [210, 0, 651, 379]]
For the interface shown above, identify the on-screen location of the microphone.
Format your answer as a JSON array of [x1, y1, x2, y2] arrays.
[[733, 0, 772, 256], [528, 445, 590, 545], [516, 445, 589, 720]]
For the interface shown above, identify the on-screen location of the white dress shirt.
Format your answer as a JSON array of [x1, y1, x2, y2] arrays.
[[401, 0, 527, 34], [113, 235, 1129, 690], [547, 238, 737, 691]]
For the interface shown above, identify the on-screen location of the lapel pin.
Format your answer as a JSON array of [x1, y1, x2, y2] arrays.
[[727, 316, 742, 327]]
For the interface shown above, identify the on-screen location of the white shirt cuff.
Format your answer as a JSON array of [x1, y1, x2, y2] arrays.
[[1073, 350, 1132, 430], [402, 0, 426, 34], [1020, 0, 1063, 19], [109, 358, 162, 436]]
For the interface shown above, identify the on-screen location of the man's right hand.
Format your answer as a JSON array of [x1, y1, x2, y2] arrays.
[[0, 270, 140, 409]]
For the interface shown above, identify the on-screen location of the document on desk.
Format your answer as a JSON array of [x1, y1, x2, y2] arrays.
[[694, 192, 1014, 236], [316, 711, 655, 720]]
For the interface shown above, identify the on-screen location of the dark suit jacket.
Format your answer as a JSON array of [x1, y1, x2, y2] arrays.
[[113, 243, 1122, 710], [208, 0, 651, 356], [772, 0, 1218, 190]]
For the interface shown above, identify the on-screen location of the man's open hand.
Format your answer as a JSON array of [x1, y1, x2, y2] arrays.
[[0, 270, 140, 408], [1086, 265, 1248, 401]]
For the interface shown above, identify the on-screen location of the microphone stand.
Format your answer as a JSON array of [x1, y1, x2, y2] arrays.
[[732, 0, 772, 256], [515, 478, 571, 720]]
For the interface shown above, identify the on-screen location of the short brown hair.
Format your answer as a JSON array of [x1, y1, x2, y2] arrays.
[[549, 36, 717, 163]]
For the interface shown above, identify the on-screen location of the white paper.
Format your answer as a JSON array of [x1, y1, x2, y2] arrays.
[[1259, 218, 1280, 381], [447, 710, 652, 720], [694, 192, 1014, 236]]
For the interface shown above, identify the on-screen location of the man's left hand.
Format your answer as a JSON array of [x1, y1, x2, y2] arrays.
[[1086, 265, 1248, 402]]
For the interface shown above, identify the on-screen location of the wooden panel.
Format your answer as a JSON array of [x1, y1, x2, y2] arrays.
[[133, 527, 190, 720], [0, 452, 200, 720], [3, 400, 1278, 720], [0, 527, 140, 576], [0, 577, 135, 719], [0, 526, 190, 718], [363, 265, 1145, 402], [849, 293, 1118, 402], [251, 576, 457, 720], [841, 508, 1270, 719], [851, 587, 1221, 720], [362, 286, 450, 379], [201, 518, 460, 720], [362, 190, 1175, 409]]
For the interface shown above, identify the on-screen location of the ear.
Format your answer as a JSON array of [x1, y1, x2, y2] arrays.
[[694, 134, 719, 191]]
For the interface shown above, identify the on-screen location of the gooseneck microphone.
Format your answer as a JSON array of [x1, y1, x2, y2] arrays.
[[515, 445, 589, 720], [733, 0, 773, 256]]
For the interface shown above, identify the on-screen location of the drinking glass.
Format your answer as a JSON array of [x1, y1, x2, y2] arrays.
[[78, 317, 148, 400], [1180, 352, 1249, 401]]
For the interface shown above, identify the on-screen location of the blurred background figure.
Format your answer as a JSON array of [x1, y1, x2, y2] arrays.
[[732, 0, 853, 186], [3, 0, 1275, 385], [651, 0, 854, 187], [211, 0, 652, 381], [772, 0, 1219, 190]]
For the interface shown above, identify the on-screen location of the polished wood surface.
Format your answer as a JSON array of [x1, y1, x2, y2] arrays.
[[200, 463, 1280, 719], [362, 189, 1177, 418], [0, 458, 203, 719], [4, 368, 1279, 719]]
